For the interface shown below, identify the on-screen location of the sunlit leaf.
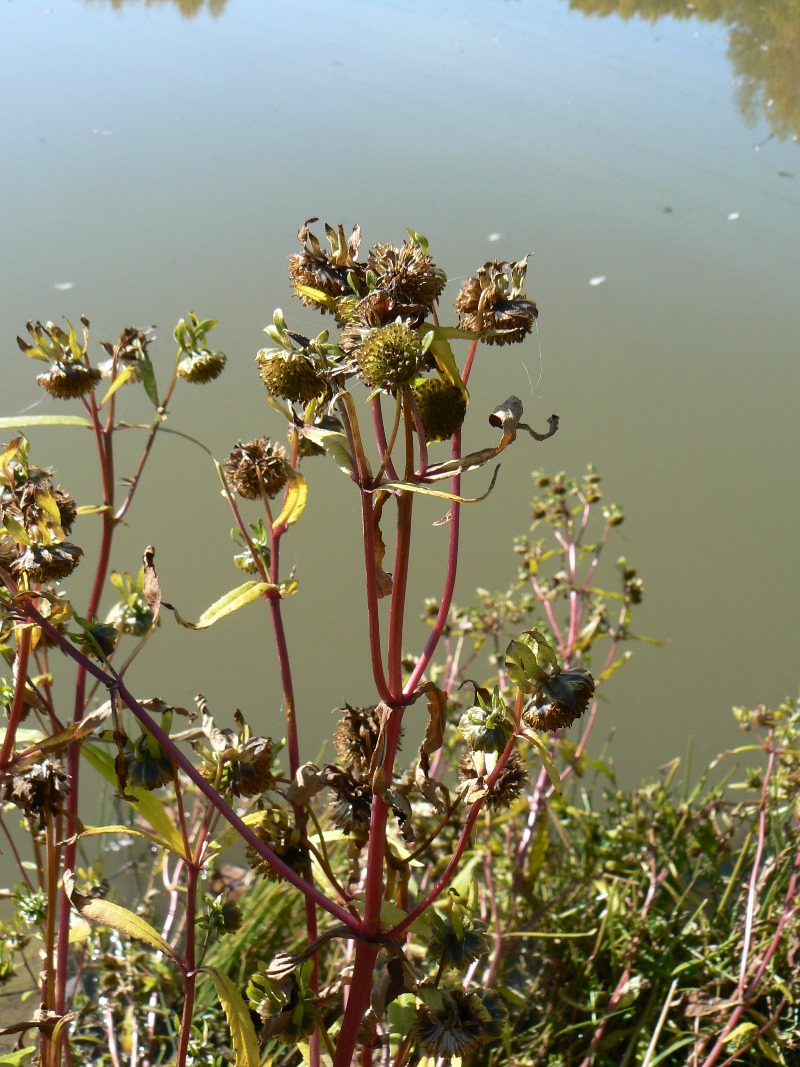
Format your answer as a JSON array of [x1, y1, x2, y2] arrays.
[[376, 465, 500, 503], [293, 284, 337, 312], [169, 581, 271, 629], [63, 870, 180, 962], [98, 364, 137, 407], [273, 470, 307, 530], [0, 415, 92, 429], [524, 731, 562, 794], [199, 966, 261, 1067]]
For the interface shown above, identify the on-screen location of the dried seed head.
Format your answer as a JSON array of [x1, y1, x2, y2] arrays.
[[412, 989, 489, 1059], [522, 667, 595, 732], [256, 348, 327, 404], [288, 219, 366, 311], [245, 810, 309, 883], [228, 736, 275, 798], [224, 438, 290, 500], [459, 748, 527, 811], [455, 258, 538, 345], [2, 759, 70, 828], [11, 543, 83, 583], [36, 362, 101, 399], [367, 241, 447, 314], [324, 765, 372, 835], [125, 733, 174, 791], [354, 321, 423, 391], [413, 379, 467, 442], [332, 704, 386, 775], [99, 326, 154, 381], [176, 348, 226, 383]]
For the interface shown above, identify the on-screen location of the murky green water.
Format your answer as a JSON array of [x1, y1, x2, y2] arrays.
[[2, 0, 799, 798]]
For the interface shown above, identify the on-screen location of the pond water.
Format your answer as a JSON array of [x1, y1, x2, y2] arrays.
[[2, 0, 799, 795]]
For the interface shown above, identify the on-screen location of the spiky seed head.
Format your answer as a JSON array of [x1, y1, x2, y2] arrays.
[[367, 241, 447, 313], [125, 733, 174, 791], [288, 219, 366, 311], [455, 258, 538, 345], [176, 348, 226, 383], [411, 990, 488, 1059], [2, 759, 70, 829], [459, 748, 527, 811], [413, 379, 467, 441], [228, 737, 275, 798], [11, 543, 83, 583], [256, 349, 327, 404], [354, 322, 422, 391], [224, 438, 290, 500], [332, 704, 388, 774], [36, 362, 101, 399], [245, 811, 309, 883]]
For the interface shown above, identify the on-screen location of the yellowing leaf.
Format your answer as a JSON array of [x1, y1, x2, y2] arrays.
[[99, 364, 137, 407], [199, 966, 261, 1067], [524, 731, 562, 794], [0, 415, 92, 430], [169, 581, 271, 629], [273, 470, 308, 530], [64, 870, 180, 963]]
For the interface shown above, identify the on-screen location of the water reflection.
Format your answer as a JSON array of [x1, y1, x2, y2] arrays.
[[85, 0, 229, 17], [570, 0, 800, 141]]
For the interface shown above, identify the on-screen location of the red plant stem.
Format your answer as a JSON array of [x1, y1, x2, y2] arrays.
[[388, 697, 521, 941], [57, 401, 118, 1026], [359, 492, 393, 705], [175, 863, 199, 1067], [0, 621, 32, 766], [403, 433, 462, 695], [14, 601, 361, 931], [334, 941, 380, 1067], [267, 517, 320, 1067]]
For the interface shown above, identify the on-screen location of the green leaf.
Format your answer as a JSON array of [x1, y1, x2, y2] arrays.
[[0, 415, 92, 430], [2, 512, 31, 546], [139, 350, 160, 407], [376, 465, 500, 504], [81, 742, 185, 855], [0, 1049, 37, 1065], [77, 823, 182, 855], [98, 364, 137, 407], [418, 326, 469, 398], [598, 651, 632, 683], [63, 870, 180, 962], [294, 284, 337, 312], [170, 581, 272, 629], [199, 966, 261, 1067], [524, 731, 562, 794]]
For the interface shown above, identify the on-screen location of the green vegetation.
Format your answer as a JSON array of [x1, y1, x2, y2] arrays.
[[1, 225, 798, 1066]]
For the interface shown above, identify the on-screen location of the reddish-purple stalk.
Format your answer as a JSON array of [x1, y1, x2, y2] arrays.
[[57, 392, 119, 1024], [267, 493, 321, 1067]]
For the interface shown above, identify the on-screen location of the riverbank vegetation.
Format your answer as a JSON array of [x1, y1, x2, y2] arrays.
[[1, 225, 798, 1066]]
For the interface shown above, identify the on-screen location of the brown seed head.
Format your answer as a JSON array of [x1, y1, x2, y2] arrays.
[[413, 379, 467, 442], [455, 258, 538, 345], [288, 219, 366, 311], [37, 362, 101, 399], [224, 438, 290, 500]]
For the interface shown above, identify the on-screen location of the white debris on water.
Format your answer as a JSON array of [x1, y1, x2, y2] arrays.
[[727, 211, 740, 221], [589, 275, 606, 286], [487, 232, 503, 242], [53, 282, 74, 290]]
